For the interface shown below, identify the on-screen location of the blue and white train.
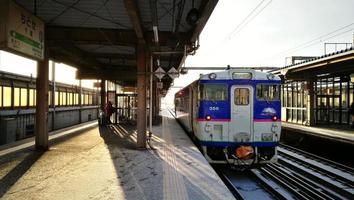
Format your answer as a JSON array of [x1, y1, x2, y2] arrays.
[[175, 69, 281, 166]]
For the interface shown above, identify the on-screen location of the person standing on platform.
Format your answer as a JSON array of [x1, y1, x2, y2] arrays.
[[105, 101, 115, 124], [350, 102, 354, 128]]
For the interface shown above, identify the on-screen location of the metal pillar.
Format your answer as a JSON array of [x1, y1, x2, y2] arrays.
[[35, 56, 49, 150], [79, 79, 82, 123], [137, 43, 147, 149], [51, 61, 56, 130], [149, 56, 153, 131], [308, 80, 315, 126], [152, 79, 158, 124], [100, 79, 106, 110]]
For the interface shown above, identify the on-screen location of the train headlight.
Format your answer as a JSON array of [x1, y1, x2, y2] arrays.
[[205, 115, 212, 121], [208, 73, 217, 80], [267, 73, 275, 80]]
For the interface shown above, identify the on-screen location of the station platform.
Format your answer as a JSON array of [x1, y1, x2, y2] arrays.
[[0, 110, 234, 200], [282, 122, 354, 145]]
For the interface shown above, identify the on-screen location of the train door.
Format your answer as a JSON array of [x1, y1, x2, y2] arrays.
[[230, 85, 253, 142]]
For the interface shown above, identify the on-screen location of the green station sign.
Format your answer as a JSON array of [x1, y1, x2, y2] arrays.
[[0, 0, 45, 60]]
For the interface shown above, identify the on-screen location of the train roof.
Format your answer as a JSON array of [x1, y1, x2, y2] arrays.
[[199, 69, 281, 81]]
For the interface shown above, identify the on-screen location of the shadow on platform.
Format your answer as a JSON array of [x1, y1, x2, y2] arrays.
[[0, 150, 43, 197]]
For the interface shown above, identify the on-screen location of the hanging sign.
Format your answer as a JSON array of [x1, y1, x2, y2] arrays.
[[0, 0, 45, 60], [167, 67, 179, 79], [154, 67, 166, 80]]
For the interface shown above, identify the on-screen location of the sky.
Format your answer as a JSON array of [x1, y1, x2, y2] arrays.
[[162, 0, 354, 105], [0, 50, 96, 89], [0, 0, 354, 103]]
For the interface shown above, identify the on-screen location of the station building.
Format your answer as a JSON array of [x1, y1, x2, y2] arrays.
[[272, 47, 354, 127]]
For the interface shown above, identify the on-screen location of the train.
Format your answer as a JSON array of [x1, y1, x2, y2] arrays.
[[174, 69, 281, 166]]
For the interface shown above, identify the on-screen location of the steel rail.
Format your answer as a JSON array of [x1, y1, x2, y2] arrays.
[[218, 172, 245, 200], [258, 167, 310, 200], [250, 169, 294, 200], [278, 146, 354, 186], [280, 144, 354, 174], [278, 156, 354, 199], [267, 164, 334, 199], [268, 163, 345, 200]]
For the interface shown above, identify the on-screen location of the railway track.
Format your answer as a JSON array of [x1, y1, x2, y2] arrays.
[[220, 145, 354, 200], [169, 108, 354, 199]]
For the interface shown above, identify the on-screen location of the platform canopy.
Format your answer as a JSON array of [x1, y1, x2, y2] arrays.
[[272, 47, 354, 80], [14, 0, 218, 89]]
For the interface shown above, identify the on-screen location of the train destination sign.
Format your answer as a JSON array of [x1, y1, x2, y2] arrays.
[[0, 0, 45, 60]]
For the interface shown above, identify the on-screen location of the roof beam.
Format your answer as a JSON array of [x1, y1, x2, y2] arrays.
[[46, 25, 186, 46], [77, 68, 137, 81], [84, 52, 135, 60], [124, 0, 145, 42], [47, 26, 137, 46], [48, 43, 102, 69]]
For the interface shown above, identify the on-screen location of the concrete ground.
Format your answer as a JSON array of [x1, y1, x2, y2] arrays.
[[0, 111, 234, 200]]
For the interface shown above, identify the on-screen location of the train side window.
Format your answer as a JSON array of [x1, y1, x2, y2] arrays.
[[257, 84, 280, 101], [234, 88, 249, 105]]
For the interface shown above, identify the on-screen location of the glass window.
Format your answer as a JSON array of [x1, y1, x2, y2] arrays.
[[85, 94, 89, 105], [20, 88, 27, 106], [48, 91, 51, 106], [257, 84, 280, 101], [14, 88, 20, 107], [74, 93, 79, 105], [62, 92, 67, 105], [234, 88, 249, 105], [29, 89, 35, 106], [55, 91, 59, 106], [200, 84, 227, 101], [232, 72, 252, 80], [89, 94, 93, 105], [67, 92, 72, 105], [81, 94, 85, 105], [3, 87, 12, 107]]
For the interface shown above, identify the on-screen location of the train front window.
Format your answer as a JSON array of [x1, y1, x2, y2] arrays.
[[234, 88, 249, 105], [257, 84, 280, 101], [200, 84, 227, 101]]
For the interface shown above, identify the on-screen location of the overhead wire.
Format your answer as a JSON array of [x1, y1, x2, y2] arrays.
[[267, 22, 354, 59], [227, 0, 271, 40]]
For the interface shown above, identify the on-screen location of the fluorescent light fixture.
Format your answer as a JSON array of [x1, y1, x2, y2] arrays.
[[153, 26, 159, 43]]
